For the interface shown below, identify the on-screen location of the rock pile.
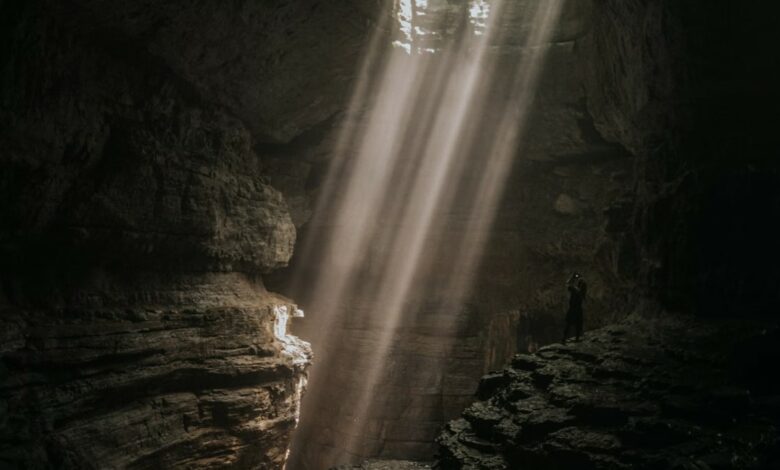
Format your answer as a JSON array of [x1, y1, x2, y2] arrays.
[[437, 315, 780, 469]]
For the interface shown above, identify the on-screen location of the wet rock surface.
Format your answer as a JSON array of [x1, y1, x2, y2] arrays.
[[437, 315, 780, 469]]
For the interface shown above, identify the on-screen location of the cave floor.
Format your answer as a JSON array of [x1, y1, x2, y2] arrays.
[[437, 313, 780, 469], [332, 459, 432, 470]]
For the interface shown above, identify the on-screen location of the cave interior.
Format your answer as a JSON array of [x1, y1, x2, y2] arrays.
[[1, 0, 779, 469]]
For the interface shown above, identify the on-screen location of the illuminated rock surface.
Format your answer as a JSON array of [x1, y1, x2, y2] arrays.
[[1, 1, 322, 466], [1, 278, 311, 468]]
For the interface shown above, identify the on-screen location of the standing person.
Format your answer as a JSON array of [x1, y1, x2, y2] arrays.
[[562, 272, 587, 342]]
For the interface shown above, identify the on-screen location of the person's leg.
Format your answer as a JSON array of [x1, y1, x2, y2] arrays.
[[562, 319, 571, 342], [575, 313, 583, 341]]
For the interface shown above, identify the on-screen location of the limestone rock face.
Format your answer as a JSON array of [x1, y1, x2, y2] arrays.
[[437, 315, 780, 469], [7, 104, 295, 273], [1, 0, 326, 467], [1, 3, 300, 274], [1, 275, 311, 469], [578, 0, 682, 156], [43, 0, 378, 143]]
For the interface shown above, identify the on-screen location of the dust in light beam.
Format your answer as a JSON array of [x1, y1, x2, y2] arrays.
[[287, 0, 566, 467]]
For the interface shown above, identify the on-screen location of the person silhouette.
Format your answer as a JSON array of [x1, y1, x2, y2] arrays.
[[562, 272, 587, 342]]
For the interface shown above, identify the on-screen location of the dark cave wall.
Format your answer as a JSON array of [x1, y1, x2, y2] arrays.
[[0, 0, 376, 467], [579, 0, 780, 315], [437, 313, 780, 469]]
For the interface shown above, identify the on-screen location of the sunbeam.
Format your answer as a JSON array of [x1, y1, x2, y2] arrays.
[[288, 1, 565, 467]]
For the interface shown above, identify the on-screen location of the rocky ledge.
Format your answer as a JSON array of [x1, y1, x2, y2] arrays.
[[437, 314, 780, 469], [0, 274, 311, 469]]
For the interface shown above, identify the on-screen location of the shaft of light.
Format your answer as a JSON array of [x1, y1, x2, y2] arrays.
[[442, 0, 566, 312], [287, 12, 390, 301], [289, 0, 566, 467], [337, 2, 509, 455]]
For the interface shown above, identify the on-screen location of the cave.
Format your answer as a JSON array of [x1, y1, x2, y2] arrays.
[[1, 0, 779, 469]]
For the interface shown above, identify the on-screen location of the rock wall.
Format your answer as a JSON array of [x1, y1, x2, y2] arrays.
[[438, 314, 780, 469], [577, 0, 780, 314], [436, 0, 780, 468], [1, 274, 311, 469], [0, 0, 372, 466]]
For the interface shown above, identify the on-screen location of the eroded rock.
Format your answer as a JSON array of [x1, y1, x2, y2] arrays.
[[437, 315, 780, 469], [0, 273, 311, 469]]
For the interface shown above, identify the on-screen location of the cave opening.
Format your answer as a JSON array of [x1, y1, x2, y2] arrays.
[[391, 0, 492, 54]]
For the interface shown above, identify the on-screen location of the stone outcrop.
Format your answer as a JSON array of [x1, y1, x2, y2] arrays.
[[577, 0, 780, 314], [1, 0, 339, 467], [437, 314, 780, 469], [0, 275, 311, 469]]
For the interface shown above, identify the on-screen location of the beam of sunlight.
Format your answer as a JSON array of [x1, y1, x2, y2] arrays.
[[286, 12, 392, 301], [288, 1, 565, 467], [440, 0, 567, 321], [336, 2, 506, 457]]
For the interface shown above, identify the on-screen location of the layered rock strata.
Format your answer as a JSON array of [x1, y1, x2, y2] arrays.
[[0, 275, 311, 469], [1, 0, 328, 467]]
